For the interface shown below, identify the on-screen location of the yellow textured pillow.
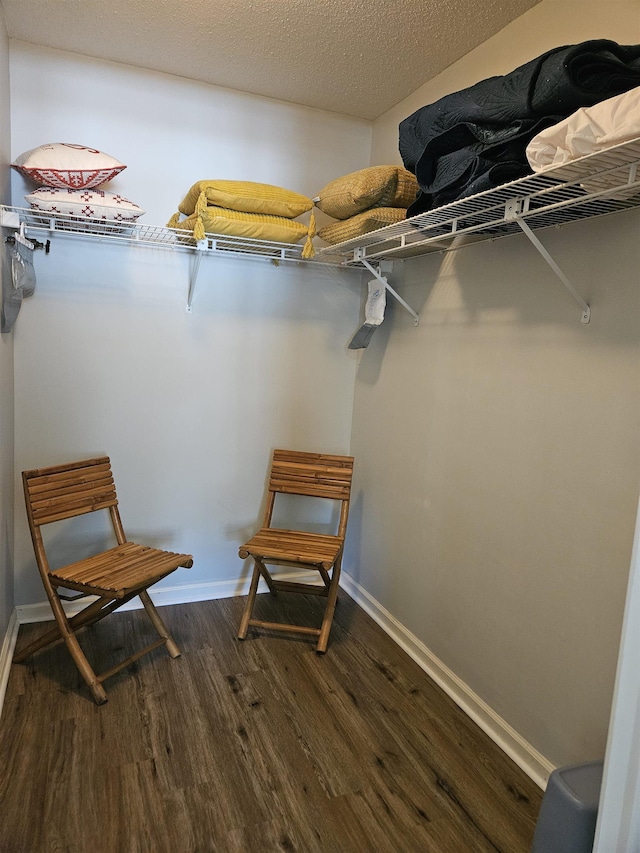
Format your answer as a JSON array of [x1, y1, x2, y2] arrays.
[[317, 207, 407, 245], [314, 166, 418, 220], [379, 168, 419, 209], [178, 180, 313, 218], [169, 206, 315, 256]]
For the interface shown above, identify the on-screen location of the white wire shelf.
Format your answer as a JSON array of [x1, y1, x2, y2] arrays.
[[4, 138, 638, 273], [3, 138, 638, 320], [0, 205, 345, 267], [0, 205, 350, 311], [319, 138, 640, 265]]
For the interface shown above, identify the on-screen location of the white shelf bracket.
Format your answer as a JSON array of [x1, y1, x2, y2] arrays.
[[359, 257, 419, 326], [186, 240, 207, 313], [505, 200, 590, 324]]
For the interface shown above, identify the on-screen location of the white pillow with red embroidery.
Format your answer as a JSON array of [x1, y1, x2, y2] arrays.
[[25, 187, 145, 222], [13, 143, 126, 189]]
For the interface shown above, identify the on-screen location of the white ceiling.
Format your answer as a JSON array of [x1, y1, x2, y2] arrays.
[[0, 0, 542, 120]]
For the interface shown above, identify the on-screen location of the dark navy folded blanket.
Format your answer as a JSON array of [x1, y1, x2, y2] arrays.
[[399, 40, 640, 215]]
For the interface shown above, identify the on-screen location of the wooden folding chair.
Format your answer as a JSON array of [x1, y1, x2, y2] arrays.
[[237, 449, 354, 653], [15, 456, 193, 704]]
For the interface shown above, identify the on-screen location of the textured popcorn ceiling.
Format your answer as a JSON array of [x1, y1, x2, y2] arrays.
[[0, 0, 542, 119]]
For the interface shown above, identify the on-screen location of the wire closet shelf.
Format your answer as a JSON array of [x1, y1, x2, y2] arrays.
[[1, 138, 639, 318], [0, 205, 345, 266], [318, 138, 640, 265], [1, 138, 639, 271]]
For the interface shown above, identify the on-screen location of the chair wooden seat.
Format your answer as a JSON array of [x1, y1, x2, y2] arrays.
[[50, 541, 192, 599], [237, 449, 354, 653], [239, 529, 345, 570], [15, 456, 193, 704]]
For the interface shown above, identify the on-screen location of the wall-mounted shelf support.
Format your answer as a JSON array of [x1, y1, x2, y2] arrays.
[[186, 240, 207, 313], [505, 199, 590, 324], [358, 256, 419, 326]]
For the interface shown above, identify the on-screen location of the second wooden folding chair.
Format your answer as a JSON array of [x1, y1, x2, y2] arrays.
[[237, 448, 354, 653]]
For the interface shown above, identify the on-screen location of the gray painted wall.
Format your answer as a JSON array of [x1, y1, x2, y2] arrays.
[[353, 0, 640, 768], [9, 44, 367, 607]]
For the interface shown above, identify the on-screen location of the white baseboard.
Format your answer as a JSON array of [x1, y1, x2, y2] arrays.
[[14, 571, 320, 623], [340, 570, 554, 790], [10, 572, 553, 788], [0, 609, 19, 719]]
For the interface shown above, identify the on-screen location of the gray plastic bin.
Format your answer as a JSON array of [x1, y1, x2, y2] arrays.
[[531, 760, 604, 853]]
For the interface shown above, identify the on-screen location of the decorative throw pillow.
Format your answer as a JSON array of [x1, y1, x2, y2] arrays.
[[178, 180, 313, 219], [13, 143, 126, 189], [317, 207, 407, 245], [25, 187, 145, 222], [169, 206, 315, 257], [314, 166, 418, 220]]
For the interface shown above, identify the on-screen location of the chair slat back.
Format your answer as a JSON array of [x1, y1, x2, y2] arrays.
[[23, 456, 118, 527], [269, 449, 354, 501]]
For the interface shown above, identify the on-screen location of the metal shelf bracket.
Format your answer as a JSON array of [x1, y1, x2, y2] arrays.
[[505, 200, 591, 324], [359, 256, 419, 326], [186, 240, 207, 313]]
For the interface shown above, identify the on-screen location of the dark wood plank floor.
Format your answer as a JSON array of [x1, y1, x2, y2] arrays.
[[0, 591, 542, 852]]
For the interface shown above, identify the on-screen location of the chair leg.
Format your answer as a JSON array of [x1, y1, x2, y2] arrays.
[[256, 557, 277, 595], [238, 563, 261, 640], [316, 561, 342, 654], [48, 591, 108, 704], [14, 590, 146, 663], [139, 590, 181, 658]]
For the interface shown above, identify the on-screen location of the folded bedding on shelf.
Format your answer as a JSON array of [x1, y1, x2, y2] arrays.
[[526, 86, 640, 170], [399, 40, 640, 215]]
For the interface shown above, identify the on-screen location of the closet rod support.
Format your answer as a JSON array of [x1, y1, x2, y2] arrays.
[[5, 234, 50, 253], [509, 208, 590, 324], [359, 258, 419, 325]]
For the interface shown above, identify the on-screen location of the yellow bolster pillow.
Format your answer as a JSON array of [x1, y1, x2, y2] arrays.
[[169, 206, 315, 256], [178, 180, 313, 219]]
